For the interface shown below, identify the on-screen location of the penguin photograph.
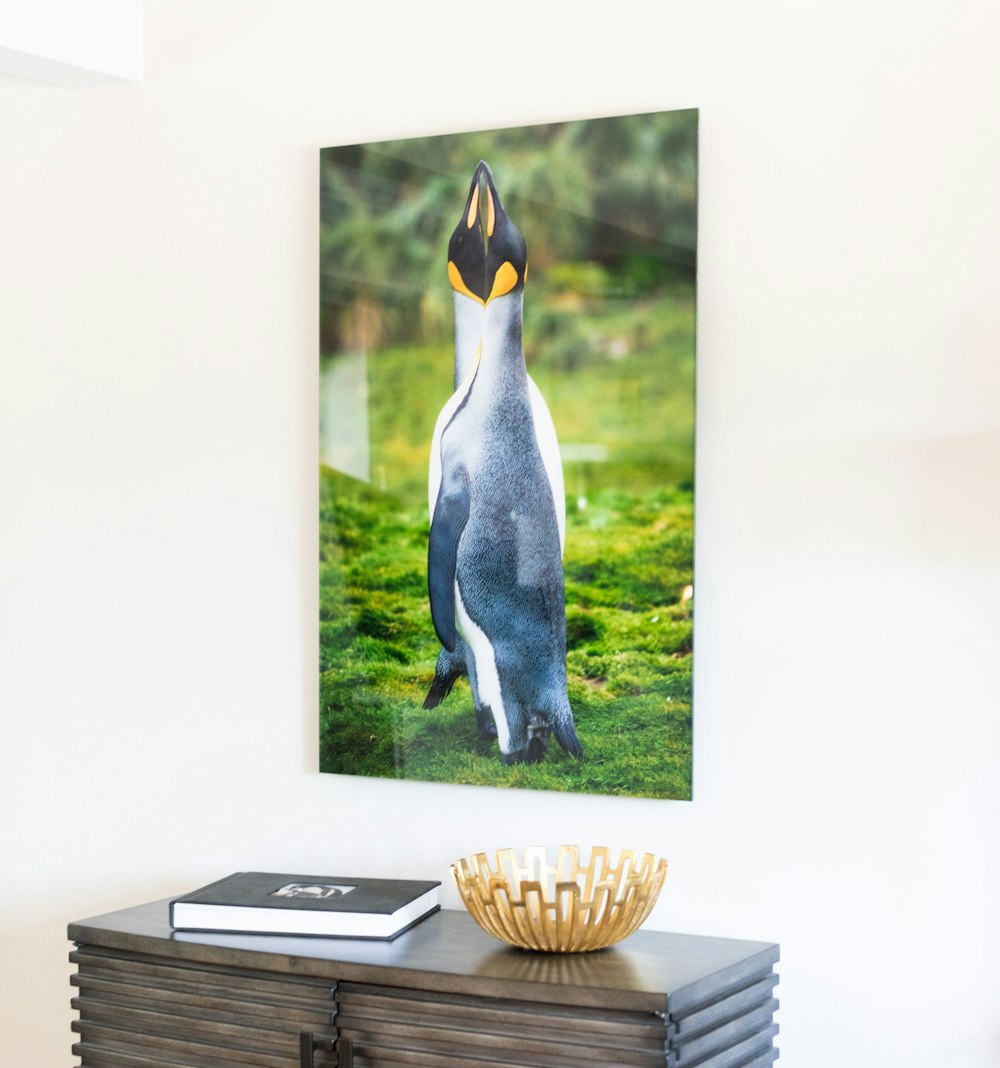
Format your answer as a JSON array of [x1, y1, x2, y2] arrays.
[[319, 110, 697, 799]]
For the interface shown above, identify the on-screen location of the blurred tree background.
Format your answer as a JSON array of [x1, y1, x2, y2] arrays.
[[318, 110, 697, 799]]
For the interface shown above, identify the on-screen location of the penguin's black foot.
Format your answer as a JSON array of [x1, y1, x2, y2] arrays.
[[501, 727, 549, 765], [501, 747, 543, 765], [526, 735, 548, 763], [526, 719, 550, 763]]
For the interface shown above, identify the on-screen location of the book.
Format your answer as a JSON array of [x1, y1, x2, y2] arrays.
[[169, 872, 441, 940]]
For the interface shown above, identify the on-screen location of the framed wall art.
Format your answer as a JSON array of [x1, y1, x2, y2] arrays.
[[319, 109, 696, 799]]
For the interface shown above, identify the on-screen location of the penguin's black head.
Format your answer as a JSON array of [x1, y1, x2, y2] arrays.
[[447, 161, 488, 303], [447, 161, 527, 305], [481, 162, 528, 304]]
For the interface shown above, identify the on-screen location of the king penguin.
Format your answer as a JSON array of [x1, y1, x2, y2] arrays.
[[425, 162, 582, 764], [423, 163, 567, 738]]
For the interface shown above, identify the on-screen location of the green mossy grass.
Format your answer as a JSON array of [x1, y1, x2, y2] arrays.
[[319, 473, 693, 800]]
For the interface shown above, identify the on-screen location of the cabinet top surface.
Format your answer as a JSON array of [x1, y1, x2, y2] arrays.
[[69, 899, 777, 1011]]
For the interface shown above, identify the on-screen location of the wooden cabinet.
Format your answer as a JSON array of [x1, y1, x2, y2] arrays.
[[68, 900, 779, 1067]]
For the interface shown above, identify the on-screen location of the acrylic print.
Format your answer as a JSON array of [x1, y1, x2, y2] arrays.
[[319, 110, 696, 799]]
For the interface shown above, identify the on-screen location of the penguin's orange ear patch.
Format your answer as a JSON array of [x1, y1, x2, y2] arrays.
[[486, 261, 519, 303]]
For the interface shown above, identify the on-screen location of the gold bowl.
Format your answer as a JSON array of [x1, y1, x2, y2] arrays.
[[451, 845, 668, 953]]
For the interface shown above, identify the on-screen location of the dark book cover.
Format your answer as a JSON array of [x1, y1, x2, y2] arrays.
[[170, 872, 441, 939]]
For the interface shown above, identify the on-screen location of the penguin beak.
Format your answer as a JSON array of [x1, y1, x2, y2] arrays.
[[463, 161, 488, 233], [478, 161, 502, 240], [460, 159, 509, 246]]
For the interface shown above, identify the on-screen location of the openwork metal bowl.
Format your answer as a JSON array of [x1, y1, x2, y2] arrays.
[[452, 845, 668, 953]]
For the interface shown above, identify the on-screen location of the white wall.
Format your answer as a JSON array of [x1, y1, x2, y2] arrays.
[[2, 2, 998, 1064]]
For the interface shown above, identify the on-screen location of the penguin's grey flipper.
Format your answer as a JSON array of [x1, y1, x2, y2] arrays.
[[427, 469, 470, 652]]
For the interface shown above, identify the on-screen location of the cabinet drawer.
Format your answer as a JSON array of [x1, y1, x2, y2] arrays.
[[337, 981, 667, 1067]]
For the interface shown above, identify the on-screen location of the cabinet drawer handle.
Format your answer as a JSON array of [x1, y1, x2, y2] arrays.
[[299, 1032, 353, 1067]]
